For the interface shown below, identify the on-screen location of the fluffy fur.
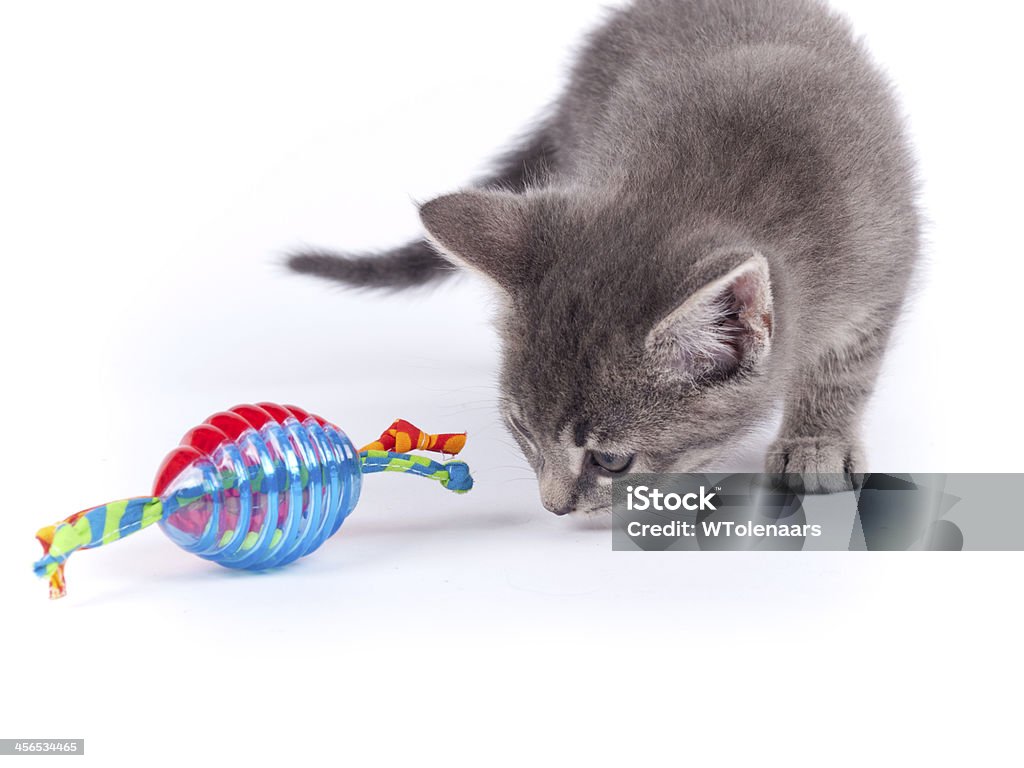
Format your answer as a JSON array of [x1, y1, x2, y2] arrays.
[[290, 0, 919, 512]]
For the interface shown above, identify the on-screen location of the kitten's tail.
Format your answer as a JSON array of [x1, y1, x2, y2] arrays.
[[288, 239, 450, 291], [286, 123, 555, 290]]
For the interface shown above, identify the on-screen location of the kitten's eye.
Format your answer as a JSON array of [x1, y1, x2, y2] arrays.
[[588, 451, 635, 474]]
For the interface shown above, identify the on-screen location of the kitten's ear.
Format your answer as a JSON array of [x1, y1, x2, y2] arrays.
[[646, 253, 774, 380], [419, 190, 530, 293]]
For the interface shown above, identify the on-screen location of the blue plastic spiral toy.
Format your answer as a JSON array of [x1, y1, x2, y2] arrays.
[[33, 402, 473, 598]]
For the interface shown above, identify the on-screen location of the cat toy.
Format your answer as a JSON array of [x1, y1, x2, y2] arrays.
[[32, 402, 473, 599]]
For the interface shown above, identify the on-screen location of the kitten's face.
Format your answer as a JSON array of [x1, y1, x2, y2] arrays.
[[497, 346, 759, 516], [496, 267, 775, 516], [420, 189, 776, 515]]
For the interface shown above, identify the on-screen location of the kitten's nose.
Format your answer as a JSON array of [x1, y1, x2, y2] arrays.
[[539, 469, 574, 516], [545, 502, 573, 516]]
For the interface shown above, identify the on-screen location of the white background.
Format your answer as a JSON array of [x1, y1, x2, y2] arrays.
[[1, 1, 1022, 765]]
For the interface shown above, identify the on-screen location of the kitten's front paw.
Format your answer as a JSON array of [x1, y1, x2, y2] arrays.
[[765, 434, 864, 494]]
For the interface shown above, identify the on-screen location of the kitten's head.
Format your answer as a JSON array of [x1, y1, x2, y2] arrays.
[[420, 188, 776, 515]]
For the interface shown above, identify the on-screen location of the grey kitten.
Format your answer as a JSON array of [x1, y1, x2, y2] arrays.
[[290, 0, 919, 514]]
